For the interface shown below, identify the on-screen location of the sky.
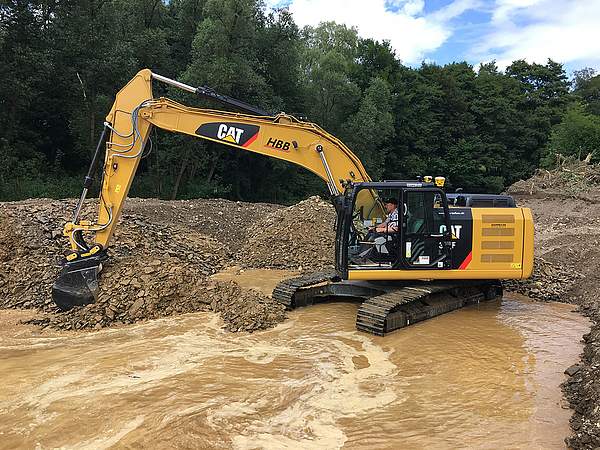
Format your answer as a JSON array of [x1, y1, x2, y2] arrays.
[[265, 0, 600, 74]]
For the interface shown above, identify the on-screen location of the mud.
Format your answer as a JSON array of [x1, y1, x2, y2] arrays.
[[2, 160, 600, 446], [0, 298, 590, 449]]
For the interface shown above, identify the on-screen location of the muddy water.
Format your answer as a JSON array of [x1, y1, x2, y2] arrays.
[[211, 266, 299, 293], [0, 296, 589, 449]]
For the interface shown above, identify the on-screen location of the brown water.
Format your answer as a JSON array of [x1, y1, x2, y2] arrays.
[[0, 295, 589, 449]]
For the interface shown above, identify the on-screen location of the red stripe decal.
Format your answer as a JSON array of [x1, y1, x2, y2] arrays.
[[243, 132, 259, 147], [458, 251, 472, 270]]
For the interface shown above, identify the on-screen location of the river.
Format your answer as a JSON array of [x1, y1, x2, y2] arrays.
[[0, 294, 589, 449]]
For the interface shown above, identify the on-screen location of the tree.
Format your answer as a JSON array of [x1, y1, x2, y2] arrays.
[[504, 59, 571, 175], [353, 38, 399, 89], [342, 77, 394, 179], [545, 103, 600, 165], [165, 0, 207, 76], [573, 68, 600, 116], [257, 8, 303, 113], [300, 22, 360, 132], [167, 0, 272, 200], [0, 4, 589, 202]]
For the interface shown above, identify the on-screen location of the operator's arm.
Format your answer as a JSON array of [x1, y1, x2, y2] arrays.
[[375, 210, 398, 233]]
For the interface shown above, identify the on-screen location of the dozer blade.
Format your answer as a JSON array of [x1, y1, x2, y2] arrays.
[[52, 254, 106, 311]]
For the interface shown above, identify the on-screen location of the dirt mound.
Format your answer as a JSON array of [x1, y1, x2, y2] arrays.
[[26, 279, 285, 333], [207, 281, 286, 332], [239, 196, 336, 271], [0, 199, 75, 311], [0, 199, 226, 309], [124, 198, 282, 246], [0, 197, 288, 333], [508, 156, 600, 201]]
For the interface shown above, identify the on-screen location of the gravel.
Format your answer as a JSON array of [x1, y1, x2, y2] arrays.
[[4, 166, 600, 448], [238, 196, 336, 271]]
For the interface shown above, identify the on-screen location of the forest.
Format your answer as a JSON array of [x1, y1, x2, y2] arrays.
[[1, 0, 600, 203]]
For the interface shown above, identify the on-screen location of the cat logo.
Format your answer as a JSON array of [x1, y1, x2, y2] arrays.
[[217, 124, 244, 144], [195, 122, 260, 148]]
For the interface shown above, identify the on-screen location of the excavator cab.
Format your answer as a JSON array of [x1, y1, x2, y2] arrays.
[[336, 182, 453, 277]]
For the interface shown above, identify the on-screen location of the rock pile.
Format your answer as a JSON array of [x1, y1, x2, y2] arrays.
[[206, 281, 286, 332], [0, 199, 77, 312], [239, 196, 336, 271], [563, 330, 600, 449], [503, 258, 583, 302], [123, 198, 282, 246], [0, 198, 289, 332], [26, 279, 285, 333]]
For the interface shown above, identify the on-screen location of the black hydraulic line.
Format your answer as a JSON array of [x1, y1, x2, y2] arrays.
[[195, 86, 272, 117], [72, 124, 109, 223], [84, 124, 109, 189]]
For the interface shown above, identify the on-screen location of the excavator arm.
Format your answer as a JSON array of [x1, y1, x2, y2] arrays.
[[53, 69, 380, 310]]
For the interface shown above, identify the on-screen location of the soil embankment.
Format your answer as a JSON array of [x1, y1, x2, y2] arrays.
[[508, 160, 600, 448]]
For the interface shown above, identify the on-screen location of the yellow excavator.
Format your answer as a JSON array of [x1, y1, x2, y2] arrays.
[[53, 69, 534, 335]]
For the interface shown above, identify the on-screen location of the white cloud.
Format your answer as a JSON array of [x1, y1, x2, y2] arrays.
[[473, 0, 600, 69], [399, 0, 426, 16], [266, 0, 600, 70], [267, 0, 478, 64]]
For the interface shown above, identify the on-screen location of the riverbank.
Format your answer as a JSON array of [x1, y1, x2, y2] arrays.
[[508, 160, 600, 448], [0, 196, 333, 333]]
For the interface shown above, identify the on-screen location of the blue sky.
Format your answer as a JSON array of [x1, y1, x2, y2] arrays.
[[266, 0, 600, 75]]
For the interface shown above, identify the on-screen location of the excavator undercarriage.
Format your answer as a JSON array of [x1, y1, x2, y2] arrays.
[[272, 271, 501, 336]]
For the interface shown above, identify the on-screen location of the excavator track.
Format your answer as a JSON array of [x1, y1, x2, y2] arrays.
[[272, 270, 339, 308], [356, 281, 501, 336], [273, 272, 502, 336]]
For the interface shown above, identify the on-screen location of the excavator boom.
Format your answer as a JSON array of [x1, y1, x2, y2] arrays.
[[53, 69, 380, 309]]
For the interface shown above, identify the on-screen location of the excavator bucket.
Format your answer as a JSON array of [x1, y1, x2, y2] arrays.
[[52, 255, 105, 311]]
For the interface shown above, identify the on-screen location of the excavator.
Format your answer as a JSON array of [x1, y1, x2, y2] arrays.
[[52, 69, 534, 336]]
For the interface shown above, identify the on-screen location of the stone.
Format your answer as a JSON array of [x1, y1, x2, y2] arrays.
[[566, 364, 582, 377], [128, 297, 145, 315]]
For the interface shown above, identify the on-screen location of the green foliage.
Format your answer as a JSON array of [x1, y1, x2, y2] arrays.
[[342, 77, 394, 178], [573, 68, 600, 116], [301, 22, 361, 132], [0, 1, 579, 202], [544, 103, 600, 166]]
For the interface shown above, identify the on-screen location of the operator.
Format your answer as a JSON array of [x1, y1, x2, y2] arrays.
[[356, 198, 399, 261], [369, 198, 399, 236]]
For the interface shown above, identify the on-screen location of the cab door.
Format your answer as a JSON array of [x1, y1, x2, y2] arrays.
[[400, 189, 453, 269]]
